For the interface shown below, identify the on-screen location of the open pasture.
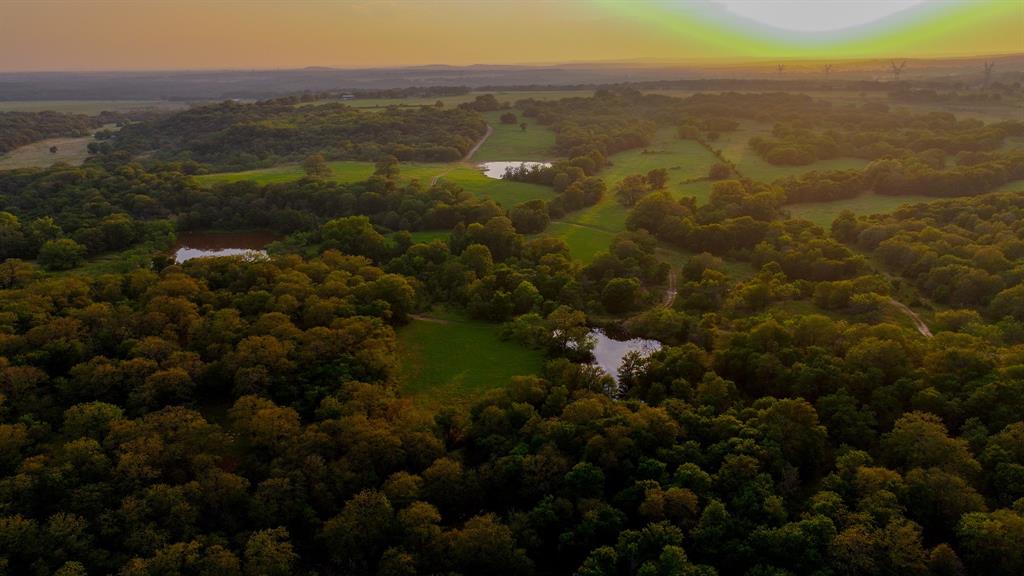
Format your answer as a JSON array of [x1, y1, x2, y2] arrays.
[[786, 192, 941, 228], [473, 110, 557, 162], [0, 123, 118, 170], [0, 100, 189, 114], [546, 128, 720, 259], [397, 311, 545, 407], [714, 121, 871, 181], [194, 160, 553, 207]]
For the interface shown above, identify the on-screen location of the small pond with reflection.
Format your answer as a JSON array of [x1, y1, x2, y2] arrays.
[[588, 329, 661, 381], [174, 231, 281, 263], [479, 161, 552, 179]]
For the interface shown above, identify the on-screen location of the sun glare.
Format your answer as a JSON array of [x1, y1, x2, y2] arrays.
[[713, 0, 927, 32]]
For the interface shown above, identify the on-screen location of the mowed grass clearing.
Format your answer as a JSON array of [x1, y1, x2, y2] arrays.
[[714, 121, 870, 181], [0, 124, 118, 170], [547, 128, 719, 261], [398, 312, 544, 407], [195, 160, 552, 207], [473, 110, 557, 162], [786, 192, 943, 228]]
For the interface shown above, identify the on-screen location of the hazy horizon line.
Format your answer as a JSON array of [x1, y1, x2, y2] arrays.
[[2, 52, 1022, 76]]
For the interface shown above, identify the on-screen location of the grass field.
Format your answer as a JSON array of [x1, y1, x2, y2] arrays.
[[473, 110, 557, 162], [714, 121, 871, 181], [0, 100, 189, 114], [397, 311, 544, 407], [787, 192, 941, 228], [0, 124, 118, 170], [195, 160, 552, 207], [544, 127, 720, 261], [404, 230, 451, 244]]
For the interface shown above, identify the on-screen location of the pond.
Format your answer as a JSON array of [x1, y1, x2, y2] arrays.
[[173, 230, 280, 263], [479, 161, 551, 179], [588, 329, 661, 381]]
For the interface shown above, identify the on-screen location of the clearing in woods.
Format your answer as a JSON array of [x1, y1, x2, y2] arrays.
[[547, 127, 720, 262], [0, 124, 118, 170], [397, 310, 545, 407]]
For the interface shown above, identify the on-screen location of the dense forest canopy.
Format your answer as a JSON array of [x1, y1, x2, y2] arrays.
[[0, 85, 1023, 576], [109, 100, 488, 170]]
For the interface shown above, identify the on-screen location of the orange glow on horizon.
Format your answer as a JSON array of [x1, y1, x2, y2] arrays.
[[0, 0, 1020, 72]]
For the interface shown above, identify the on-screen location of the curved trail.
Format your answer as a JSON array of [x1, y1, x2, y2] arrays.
[[662, 269, 678, 307], [889, 299, 933, 337], [429, 124, 494, 186]]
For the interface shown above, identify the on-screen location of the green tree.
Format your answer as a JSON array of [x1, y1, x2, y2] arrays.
[[302, 153, 332, 178], [37, 238, 86, 271]]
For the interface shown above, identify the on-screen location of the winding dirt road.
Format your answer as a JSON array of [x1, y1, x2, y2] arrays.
[[662, 269, 678, 307], [429, 124, 494, 186], [889, 299, 933, 337]]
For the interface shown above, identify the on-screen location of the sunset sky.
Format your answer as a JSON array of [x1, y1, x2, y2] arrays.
[[0, 0, 1020, 71]]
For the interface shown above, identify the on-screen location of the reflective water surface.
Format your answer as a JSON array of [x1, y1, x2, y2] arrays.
[[173, 231, 280, 263]]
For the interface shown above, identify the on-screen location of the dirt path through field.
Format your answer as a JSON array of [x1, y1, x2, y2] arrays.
[[429, 124, 494, 185], [889, 299, 933, 337], [409, 314, 451, 325], [662, 269, 678, 307]]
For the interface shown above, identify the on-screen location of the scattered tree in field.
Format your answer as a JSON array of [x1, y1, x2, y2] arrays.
[[646, 168, 669, 190], [374, 154, 400, 178], [709, 162, 732, 180], [49, 145, 58, 154], [302, 153, 332, 178], [616, 174, 652, 206], [500, 112, 517, 125]]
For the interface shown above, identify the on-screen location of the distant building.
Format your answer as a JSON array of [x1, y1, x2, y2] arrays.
[[341, 94, 355, 100]]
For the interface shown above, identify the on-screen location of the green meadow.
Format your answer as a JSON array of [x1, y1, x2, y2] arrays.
[[473, 110, 557, 161], [714, 121, 871, 181], [397, 311, 545, 407], [194, 160, 553, 208], [786, 192, 942, 228], [545, 128, 719, 261], [0, 124, 119, 170]]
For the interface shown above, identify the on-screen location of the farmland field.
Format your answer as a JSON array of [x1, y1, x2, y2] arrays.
[[0, 100, 189, 114], [0, 124, 117, 170], [397, 311, 545, 407]]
